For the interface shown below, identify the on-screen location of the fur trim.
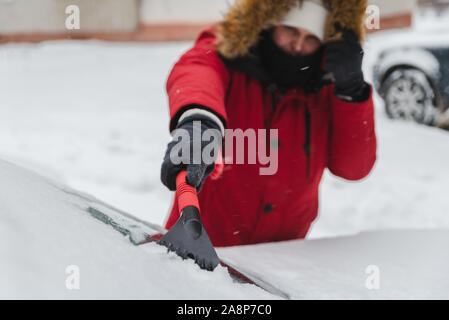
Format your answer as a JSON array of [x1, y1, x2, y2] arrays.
[[216, 0, 367, 59], [324, 0, 367, 43]]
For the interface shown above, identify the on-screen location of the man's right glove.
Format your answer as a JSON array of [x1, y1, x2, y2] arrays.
[[161, 111, 223, 192]]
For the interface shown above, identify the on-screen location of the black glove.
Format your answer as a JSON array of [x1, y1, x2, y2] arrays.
[[161, 114, 222, 192], [324, 29, 369, 102]]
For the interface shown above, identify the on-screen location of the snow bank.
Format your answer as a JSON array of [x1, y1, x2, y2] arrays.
[[219, 230, 449, 299], [0, 159, 274, 299], [0, 40, 189, 226], [310, 118, 449, 238]]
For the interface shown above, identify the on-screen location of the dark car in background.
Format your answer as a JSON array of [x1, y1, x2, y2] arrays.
[[373, 41, 449, 129]]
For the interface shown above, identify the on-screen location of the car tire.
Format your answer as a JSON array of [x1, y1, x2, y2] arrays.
[[381, 68, 437, 125]]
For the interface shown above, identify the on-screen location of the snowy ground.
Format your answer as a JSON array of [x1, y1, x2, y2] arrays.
[[1, 36, 449, 240], [1, 158, 447, 299], [0, 40, 177, 226]]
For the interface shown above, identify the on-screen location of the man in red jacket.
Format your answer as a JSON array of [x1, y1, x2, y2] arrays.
[[161, 0, 376, 247]]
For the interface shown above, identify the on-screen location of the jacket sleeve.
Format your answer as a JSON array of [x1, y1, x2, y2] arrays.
[[166, 27, 230, 132], [327, 85, 377, 180]]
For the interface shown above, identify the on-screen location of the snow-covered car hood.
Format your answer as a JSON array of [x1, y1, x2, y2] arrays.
[[1, 159, 448, 299]]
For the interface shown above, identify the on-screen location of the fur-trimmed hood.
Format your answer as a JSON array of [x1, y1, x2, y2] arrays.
[[215, 0, 367, 59]]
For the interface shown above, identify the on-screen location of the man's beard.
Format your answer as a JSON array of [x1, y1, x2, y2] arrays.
[[258, 30, 325, 92]]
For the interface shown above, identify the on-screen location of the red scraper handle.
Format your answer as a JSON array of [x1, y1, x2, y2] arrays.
[[176, 171, 200, 213]]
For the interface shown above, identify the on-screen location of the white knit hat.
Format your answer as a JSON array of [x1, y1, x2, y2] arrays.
[[278, 0, 329, 41]]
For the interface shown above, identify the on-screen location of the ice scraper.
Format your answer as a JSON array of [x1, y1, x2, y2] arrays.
[[158, 170, 220, 271]]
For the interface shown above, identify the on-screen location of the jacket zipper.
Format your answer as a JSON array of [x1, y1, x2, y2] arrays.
[[267, 83, 311, 178], [303, 102, 311, 178]]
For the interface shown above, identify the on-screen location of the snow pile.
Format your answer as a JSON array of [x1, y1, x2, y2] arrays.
[[219, 230, 449, 299], [0, 159, 274, 299], [0, 41, 183, 225]]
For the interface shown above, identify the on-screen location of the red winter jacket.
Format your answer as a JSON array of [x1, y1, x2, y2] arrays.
[[164, 28, 377, 247]]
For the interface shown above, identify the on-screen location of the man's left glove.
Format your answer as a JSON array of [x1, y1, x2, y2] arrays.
[[161, 111, 223, 192], [324, 29, 370, 102]]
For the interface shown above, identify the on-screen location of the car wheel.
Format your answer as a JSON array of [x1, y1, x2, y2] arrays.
[[382, 68, 437, 125]]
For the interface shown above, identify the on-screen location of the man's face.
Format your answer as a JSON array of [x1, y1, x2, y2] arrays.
[[272, 25, 322, 56]]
